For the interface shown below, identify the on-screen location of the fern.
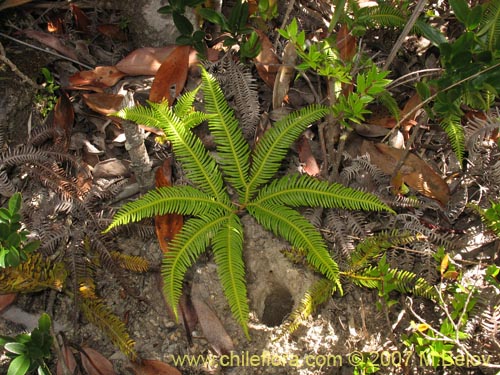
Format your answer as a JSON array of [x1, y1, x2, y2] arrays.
[[441, 114, 466, 164], [106, 67, 393, 336]]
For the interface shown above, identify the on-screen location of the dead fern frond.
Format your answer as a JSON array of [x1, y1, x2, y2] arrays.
[[79, 295, 137, 361], [110, 251, 150, 273]]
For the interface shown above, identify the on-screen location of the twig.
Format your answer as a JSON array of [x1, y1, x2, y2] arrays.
[[387, 68, 443, 89], [0, 32, 94, 70], [0, 41, 42, 89], [383, 0, 427, 71]]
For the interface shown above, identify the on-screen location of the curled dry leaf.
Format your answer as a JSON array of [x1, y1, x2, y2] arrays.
[[83, 93, 124, 115], [80, 347, 117, 375], [56, 343, 77, 375], [69, 66, 126, 90], [0, 293, 16, 312], [254, 29, 280, 87], [93, 159, 131, 179], [155, 158, 183, 253], [53, 92, 74, 151], [23, 30, 79, 60], [297, 134, 320, 176], [131, 359, 182, 375], [361, 141, 450, 206], [272, 41, 297, 109], [116, 46, 176, 76], [191, 297, 235, 356], [149, 45, 191, 104], [97, 24, 128, 42], [71, 4, 91, 34]]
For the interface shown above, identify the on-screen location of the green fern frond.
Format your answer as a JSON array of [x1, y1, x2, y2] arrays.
[[162, 214, 227, 319], [212, 214, 249, 338], [441, 114, 465, 164], [247, 105, 328, 200], [349, 230, 419, 271], [115, 101, 227, 200], [104, 186, 230, 232], [110, 251, 150, 273], [283, 278, 336, 335], [173, 86, 200, 118], [248, 203, 342, 291], [479, 0, 500, 50], [201, 68, 251, 196], [254, 174, 393, 213], [80, 296, 137, 361], [377, 91, 401, 121], [357, 4, 407, 28], [350, 266, 437, 300]]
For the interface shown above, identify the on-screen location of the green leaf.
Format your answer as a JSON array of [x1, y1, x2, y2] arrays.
[[21, 240, 40, 254], [7, 354, 30, 375], [450, 0, 470, 25], [200, 68, 251, 196], [4, 342, 27, 355], [248, 203, 342, 291], [0, 207, 12, 222], [247, 105, 328, 200], [467, 5, 483, 30], [8, 193, 22, 215], [6, 232, 21, 248], [5, 247, 20, 267], [415, 18, 447, 46], [198, 7, 227, 27], [105, 186, 231, 232], [162, 214, 227, 318], [212, 214, 250, 338], [173, 12, 194, 35], [38, 313, 51, 333]]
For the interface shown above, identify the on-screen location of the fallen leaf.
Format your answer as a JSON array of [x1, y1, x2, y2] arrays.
[[440, 253, 450, 275], [191, 297, 234, 356], [82, 93, 124, 115], [23, 30, 79, 61], [71, 4, 91, 34], [149, 45, 191, 104], [53, 92, 74, 151], [93, 159, 131, 179], [56, 343, 77, 375], [80, 347, 117, 375], [116, 46, 176, 76], [179, 293, 198, 346], [399, 92, 421, 135], [131, 359, 181, 375], [361, 141, 450, 205], [254, 29, 280, 87], [272, 41, 296, 109], [0, 294, 16, 312], [337, 23, 356, 61], [97, 24, 128, 41], [0, 0, 32, 12], [155, 158, 183, 253], [297, 135, 320, 176], [69, 66, 126, 90]]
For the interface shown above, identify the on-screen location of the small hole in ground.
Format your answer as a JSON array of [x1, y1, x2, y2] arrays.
[[261, 284, 294, 327]]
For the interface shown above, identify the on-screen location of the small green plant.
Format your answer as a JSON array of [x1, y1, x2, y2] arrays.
[[353, 353, 380, 375], [0, 313, 53, 375], [0, 192, 40, 268], [159, 0, 261, 60], [105, 67, 393, 336], [34, 68, 59, 118]]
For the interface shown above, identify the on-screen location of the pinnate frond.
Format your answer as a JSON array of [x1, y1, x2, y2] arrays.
[[162, 214, 227, 319], [105, 186, 230, 232], [254, 174, 393, 213], [248, 203, 341, 291], [247, 105, 328, 199], [212, 214, 249, 338], [201, 68, 251, 195], [441, 114, 465, 164]]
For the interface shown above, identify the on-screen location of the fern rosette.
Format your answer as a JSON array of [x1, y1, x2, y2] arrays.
[[105, 67, 393, 337]]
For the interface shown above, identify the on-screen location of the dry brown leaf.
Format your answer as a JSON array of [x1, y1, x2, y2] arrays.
[[69, 66, 126, 90], [82, 93, 124, 115], [23, 30, 79, 61], [71, 4, 91, 34], [116, 46, 176, 76], [97, 24, 128, 41], [297, 135, 320, 176], [254, 29, 280, 87], [149, 45, 191, 104], [361, 141, 450, 205], [0, 294, 16, 312], [56, 343, 78, 375], [337, 23, 356, 61], [191, 297, 234, 356], [53, 92, 74, 151], [272, 41, 296, 109], [131, 359, 182, 375], [155, 158, 183, 253], [80, 347, 116, 375], [93, 159, 131, 179], [179, 293, 198, 345]]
